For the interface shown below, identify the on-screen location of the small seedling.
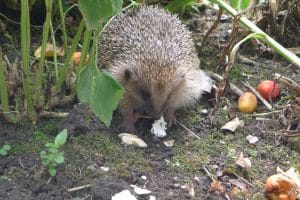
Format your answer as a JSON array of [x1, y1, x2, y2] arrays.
[[0, 144, 11, 156], [40, 129, 68, 176]]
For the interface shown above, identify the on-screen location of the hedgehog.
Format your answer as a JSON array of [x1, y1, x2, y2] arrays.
[[98, 6, 212, 132]]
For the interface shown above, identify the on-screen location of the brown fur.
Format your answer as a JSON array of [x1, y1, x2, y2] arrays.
[[98, 6, 211, 132]]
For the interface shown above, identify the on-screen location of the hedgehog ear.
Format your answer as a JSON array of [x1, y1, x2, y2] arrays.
[[124, 69, 133, 81]]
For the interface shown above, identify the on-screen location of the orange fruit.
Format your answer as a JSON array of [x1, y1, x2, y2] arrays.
[[238, 92, 257, 113]]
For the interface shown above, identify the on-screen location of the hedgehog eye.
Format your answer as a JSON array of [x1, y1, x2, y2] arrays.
[[124, 69, 132, 80], [140, 90, 151, 101]]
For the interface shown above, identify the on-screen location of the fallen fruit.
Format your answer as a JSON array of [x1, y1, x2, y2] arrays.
[[34, 44, 65, 58], [265, 174, 296, 200], [257, 80, 280, 101], [238, 92, 257, 113], [71, 52, 89, 65]]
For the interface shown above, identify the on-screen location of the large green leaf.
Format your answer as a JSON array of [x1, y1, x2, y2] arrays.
[[78, 0, 123, 30], [165, 0, 198, 13], [77, 63, 124, 126], [229, 0, 251, 10], [54, 129, 68, 146]]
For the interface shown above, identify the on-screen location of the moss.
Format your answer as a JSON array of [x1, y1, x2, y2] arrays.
[[63, 132, 151, 182]]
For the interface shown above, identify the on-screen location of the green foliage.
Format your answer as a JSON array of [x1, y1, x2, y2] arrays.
[[40, 129, 68, 176], [77, 0, 125, 126], [78, 0, 123, 30], [0, 144, 11, 156], [77, 63, 124, 126], [165, 0, 198, 13], [229, 0, 251, 11]]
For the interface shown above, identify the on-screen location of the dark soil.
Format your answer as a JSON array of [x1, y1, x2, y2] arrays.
[[1, 3, 300, 200]]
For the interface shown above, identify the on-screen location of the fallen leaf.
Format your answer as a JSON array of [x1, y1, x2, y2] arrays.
[[246, 135, 259, 144], [221, 117, 244, 132], [235, 152, 251, 172], [229, 179, 247, 192], [164, 139, 174, 147], [209, 180, 225, 194], [34, 43, 65, 59], [112, 190, 137, 200], [118, 133, 147, 148], [71, 52, 89, 65], [130, 185, 152, 195]]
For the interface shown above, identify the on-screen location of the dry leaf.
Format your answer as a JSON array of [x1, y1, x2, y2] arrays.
[[71, 52, 89, 65], [118, 133, 147, 148], [112, 190, 137, 200], [34, 44, 65, 59], [235, 152, 251, 172], [209, 180, 225, 194], [221, 117, 244, 132], [164, 139, 174, 147], [229, 179, 247, 192], [130, 185, 152, 195], [246, 135, 259, 144]]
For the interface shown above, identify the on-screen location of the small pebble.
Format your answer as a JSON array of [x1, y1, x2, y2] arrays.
[[193, 176, 200, 182], [173, 183, 181, 188], [141, 175, 147, 181], [100, 166, 109, 172]]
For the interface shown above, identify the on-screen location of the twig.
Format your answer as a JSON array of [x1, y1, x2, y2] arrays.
[[283, 132, 300, 138], [242, 81, 272, 111], [39, 110, 69, 118], [205, 70, 244, 96], [237, 176, 255, 189], [274, 73, 300, 96], [67, 184, 92, 192], [202, 166, 216, 181], [245, 110, 281, 117], [176, 120, 201, 140]]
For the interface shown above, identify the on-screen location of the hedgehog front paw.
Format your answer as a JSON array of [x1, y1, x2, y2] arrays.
[[164, 111, 177, 127], [118, 121, 137, 133]]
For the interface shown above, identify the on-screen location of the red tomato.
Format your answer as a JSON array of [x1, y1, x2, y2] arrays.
[[257, 80, 280, 101]]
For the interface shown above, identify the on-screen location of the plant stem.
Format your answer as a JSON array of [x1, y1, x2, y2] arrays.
[[214, 0, 300, 68], [0, 51, 9, 116], [58, 0, 68, 53], [35, 0, 52, 106], [55, 19, 85, 92], [21, 0, 36, 122], [50, 21, 59, 81]]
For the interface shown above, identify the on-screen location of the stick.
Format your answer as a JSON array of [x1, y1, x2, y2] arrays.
[[245, 110, 281, 117], [205, 70, 244, 96], [274, 73, 300, 96], [242, 81, 272, 111], [39, 110, 69, 118], [67, 184, 92, 192], [176, 120, 201, 140]]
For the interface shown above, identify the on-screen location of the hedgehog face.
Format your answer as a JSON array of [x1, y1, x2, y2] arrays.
[[122, 69, 170, 119]]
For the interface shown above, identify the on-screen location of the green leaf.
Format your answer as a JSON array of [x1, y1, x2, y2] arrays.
[[53, 152, 64, 164], [229, 0, 251, 10], [0, 149, 7, 156], [77, 63, 124, 126], [48, 168, 57, 176], [78, 0, 123, 30], [165, 0, 198, 13], [54, 129, 68, 146], [2, 145, 11, 151], [45, 143, 58, 149]]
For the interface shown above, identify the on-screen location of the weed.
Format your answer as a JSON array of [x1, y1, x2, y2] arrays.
[[0, 144, 11, 156], [40, 129, 68, 176]]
